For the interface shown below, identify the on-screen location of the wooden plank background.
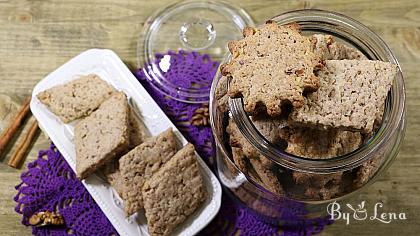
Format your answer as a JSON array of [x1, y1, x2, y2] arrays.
[[0, 0, 419, 235]]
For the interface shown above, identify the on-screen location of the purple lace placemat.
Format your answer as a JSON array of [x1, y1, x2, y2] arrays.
[[14, 50, 332, 236], [14, 144, 118, 236]]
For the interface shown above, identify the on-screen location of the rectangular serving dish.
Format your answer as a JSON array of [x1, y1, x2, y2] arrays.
[[30, 49, 222, 236]]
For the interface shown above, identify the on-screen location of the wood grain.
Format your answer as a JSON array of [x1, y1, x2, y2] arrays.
[[0, 0, 419, 235]]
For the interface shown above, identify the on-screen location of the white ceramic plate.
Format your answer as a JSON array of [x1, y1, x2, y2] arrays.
[[30, 49, 222, 236]]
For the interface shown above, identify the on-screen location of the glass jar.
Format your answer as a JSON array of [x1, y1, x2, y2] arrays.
[[209, 9, 406, 223]]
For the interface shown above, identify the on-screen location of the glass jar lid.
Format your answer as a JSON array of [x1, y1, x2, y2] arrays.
[[138, 0, 254, 103]]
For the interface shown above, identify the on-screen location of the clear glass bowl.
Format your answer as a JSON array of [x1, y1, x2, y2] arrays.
[[210, 9, 406, 222]]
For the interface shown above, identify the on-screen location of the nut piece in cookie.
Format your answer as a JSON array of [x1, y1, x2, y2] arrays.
[[37, 74, 115, 123], [75, 92, 130, 180], [119, 129, 178, 216], [142, 143, 207, 236], [290, 59, 397, 133], [221, 21, 322, 116], [311, 34, 367, 60]]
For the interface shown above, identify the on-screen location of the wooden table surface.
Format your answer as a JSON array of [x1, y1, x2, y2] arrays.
[[0, 0, 419, 235]]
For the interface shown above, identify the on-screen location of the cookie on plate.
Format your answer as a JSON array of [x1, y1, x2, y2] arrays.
[[142, 143, 206, 236], [75, 92, 130, 180], [37, 74, 115, 123], [102, 106, 147, 198], [119, 129, 178, 216], [221, 21, 322, 116]]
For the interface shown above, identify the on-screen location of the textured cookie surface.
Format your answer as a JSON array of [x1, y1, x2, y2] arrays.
[[227, 119, 284, 195], [75, 92, 130, 180], [227, 118, 285, 167], [215, 76, 230, 113], [102, 161, 125, 198], [311, 35, 387, 130], [142, 144, 206, 236], [311, 34, 367, 60], [354, 154, 383, 188], [231, 147, 249, 175], [119, 129, 177, 215], [279, 126, 363, 159], [127, 107, 147, 149], [102, 106, 148, 199], [290, 60, 397, 133], [248, 157, 283, 195], [292, 171, 343, 200], [221, 22, 321, 116], [37, 74, 115, 123]]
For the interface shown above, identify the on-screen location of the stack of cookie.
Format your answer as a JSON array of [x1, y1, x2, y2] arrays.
[[37, 75, 207, 236], [219, 21, 397, 200]]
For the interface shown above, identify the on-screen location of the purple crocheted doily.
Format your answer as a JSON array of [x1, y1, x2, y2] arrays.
[[14, 144, 118, 236], [14, 50, 332, 236]]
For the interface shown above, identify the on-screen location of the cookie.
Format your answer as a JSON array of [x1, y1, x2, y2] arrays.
[[311, 34, 367, 60], [293, 171, 343, 200], [102, 106, 147, 199], [354, 154, 383, 188], [221, 21, 322, 116], [142, 144, 206, 236], [290, 59, 397, 133], [119, 129, 178, 215], [248, 157, 284, 195], [279, 126, 363, 159], [227, 119, 284, 195], [127, 107, 146, 149], [37, 74, 115, 123], [75, 92, 130, 180], [227, 118, 287, 166], [102, 160, 125, 198], [215, 76, 229, 113], [231, 147, 249, 175]]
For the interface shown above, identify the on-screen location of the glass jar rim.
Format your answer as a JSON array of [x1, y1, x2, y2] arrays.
[[210, 9, 406, 174]]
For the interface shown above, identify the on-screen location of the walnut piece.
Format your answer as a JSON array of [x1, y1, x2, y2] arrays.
[[191, 103, 209, 126], [29, 211, 64, 227]]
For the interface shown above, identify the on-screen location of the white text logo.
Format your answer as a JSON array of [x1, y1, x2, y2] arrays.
[[327, 201, 407, 225]]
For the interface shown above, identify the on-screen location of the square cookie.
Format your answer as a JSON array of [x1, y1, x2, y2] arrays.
[[75, 92, 129, 179], [119, 129, 178, 216], [142, 144, 207, 236], [290, 59, 397, 133]]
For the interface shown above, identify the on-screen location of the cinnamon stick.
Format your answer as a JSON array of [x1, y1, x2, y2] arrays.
[[0, 97, 31, 155], [8, 120, 38, 168]]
